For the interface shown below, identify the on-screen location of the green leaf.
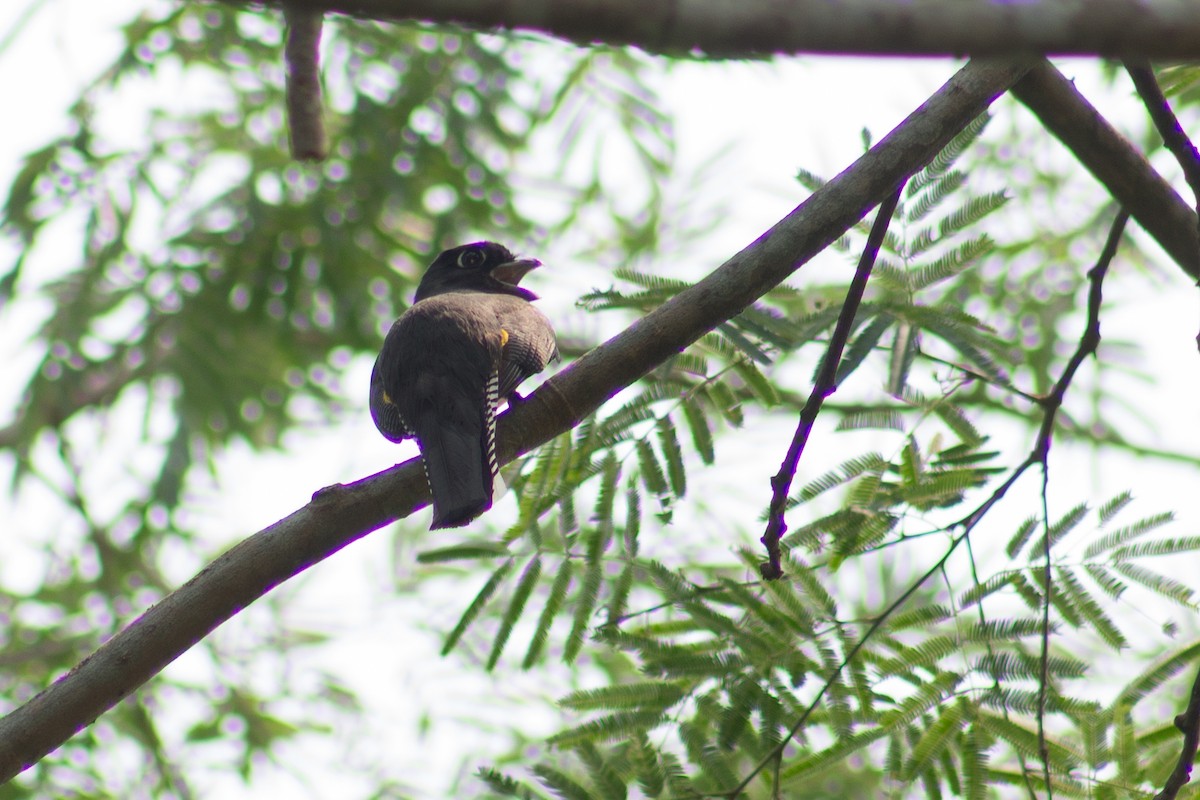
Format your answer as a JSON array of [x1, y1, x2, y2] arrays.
[[478, 767, 550, 800], [1110, 561, 1195, 608], [1025, 501, 1088, 562], [937, 192, 1008, 239], [907, 113, 989, 196], [681, 395, 714, 464], [417, 541, 511, 563], [533, 765, 598, 800], [716, 676, 758, 749], [1005, 516, 1038, 560], [781, 728, 891, 781], [576, 742, 628, 800], [655, 416, 686, 498], [635, 439, 668, 497], [623, 478, 641, 558], [1113, 640, 1200, 710], [906, 170, 966, 224], [548, 710, 671, 749], [1082, 563, 1127, 601], [1055, 566, 1126, 649], [835, 409, 906, 432], [595, 452, 621, 537], [524, 558, 575, 669], [630, 733, 666, 797], [1097, 491, 1134, 526], [880, 672, 962, 728], [732, 357, 780, 407], [442, 558, 515, 656], [1083, 511, 1176, 559], [565, 534, 605, 663], [487, 556, 543, 671], [905, 699, 968, 781], [932, 402, 984, 449], [559, 681, 686, 712], [887, 321, 919, 396], [836, 314, 892, 386], [605, 558, 635, 625], [976, 713, 1082, 771], [795, 167, 828, 192], [909, 236, 992, 286]]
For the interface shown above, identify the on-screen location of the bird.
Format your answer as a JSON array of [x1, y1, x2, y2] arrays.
[[370, 241, 558, 529]]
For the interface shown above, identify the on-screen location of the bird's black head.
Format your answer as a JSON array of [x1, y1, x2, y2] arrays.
[[413, 241, 542, 302]]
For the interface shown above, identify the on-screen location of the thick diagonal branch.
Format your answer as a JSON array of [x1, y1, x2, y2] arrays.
[[1012, 61, 1200, 280], [0, 57, 1034, 784]]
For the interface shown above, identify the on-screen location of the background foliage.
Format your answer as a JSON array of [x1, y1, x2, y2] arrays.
[[3, 3, 1200, 799]]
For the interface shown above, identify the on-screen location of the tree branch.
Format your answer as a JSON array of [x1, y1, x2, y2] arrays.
[[1124, 63, 1200, 219], [1011, 61, 1200, 281], [1157, 663, 1200, 800], [1032, 208, 1128, 799], [241, 0, 1200, 60], [0, 56, 1034, 783], [283, 3, 328, 160], [760, 183, 904, 580]]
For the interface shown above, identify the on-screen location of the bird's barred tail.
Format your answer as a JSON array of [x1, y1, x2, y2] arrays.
[[483, 364, 507, 505]]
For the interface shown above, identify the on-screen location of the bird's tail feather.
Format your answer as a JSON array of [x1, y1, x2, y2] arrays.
[[421, 425, 490, 529], [419, 369, 501, 530]]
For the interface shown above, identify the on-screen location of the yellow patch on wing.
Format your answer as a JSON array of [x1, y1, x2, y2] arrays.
[[499, 328, 509, 347], [382, 390, 393, 404]]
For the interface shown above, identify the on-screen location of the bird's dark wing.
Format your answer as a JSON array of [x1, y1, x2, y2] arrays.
[[369, 354, 412, 442], [496, 300, 559, 400]]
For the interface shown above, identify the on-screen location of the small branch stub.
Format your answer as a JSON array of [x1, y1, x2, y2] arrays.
[[283, 4, 328, 161]]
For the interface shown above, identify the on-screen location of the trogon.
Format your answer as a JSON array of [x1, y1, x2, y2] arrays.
[[370, 241, 558, 529]]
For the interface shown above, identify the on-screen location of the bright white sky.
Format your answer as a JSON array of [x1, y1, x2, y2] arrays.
[[3, 1, 1200, 798]]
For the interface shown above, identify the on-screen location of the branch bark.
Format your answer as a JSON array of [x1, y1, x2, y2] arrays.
[[283, 3, 328, 160], [246, 0, 1200, 60], [0, 56, 1035, 783], [1125, 62, 1200, 217], [1011, 62, 1200, 281]]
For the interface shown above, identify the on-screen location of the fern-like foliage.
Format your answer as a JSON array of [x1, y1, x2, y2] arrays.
[[423, 112, 1200, 800]]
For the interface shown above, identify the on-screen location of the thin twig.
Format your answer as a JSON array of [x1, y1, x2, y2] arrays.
[[1038, 462, 1054, 800], [759, 183, 905, 580], [965, 533, 1041, 800], [1011, 62, 1199, 281], [1156, 664, 1200, 800], [283, 4, 328, 160], [1030, 207, 1128, 797], [723, 208, 1129, 799], [1124, 62, 1200, 218], [1122, 62, 1200, 352]]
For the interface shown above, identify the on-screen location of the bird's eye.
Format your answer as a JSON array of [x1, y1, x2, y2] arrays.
[[457, 249, 485, 269]]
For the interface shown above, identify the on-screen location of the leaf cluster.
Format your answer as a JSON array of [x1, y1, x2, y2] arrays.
[[426, 114, 1200, 799]]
